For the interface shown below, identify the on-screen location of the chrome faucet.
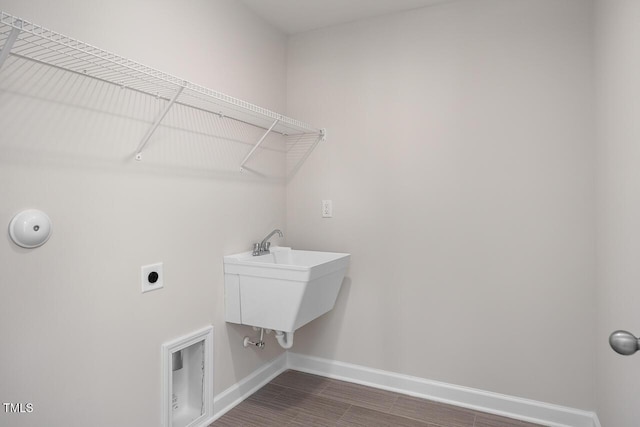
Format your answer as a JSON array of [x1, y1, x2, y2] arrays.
[[253, 229, 283, 256]]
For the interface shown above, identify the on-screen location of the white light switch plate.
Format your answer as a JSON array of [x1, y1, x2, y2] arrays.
[[141, 262, 163, 293]]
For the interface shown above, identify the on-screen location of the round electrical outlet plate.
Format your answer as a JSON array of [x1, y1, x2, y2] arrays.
[[9, 209, 53, 248]]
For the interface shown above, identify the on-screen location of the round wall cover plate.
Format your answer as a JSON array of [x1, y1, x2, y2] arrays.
[[9, 209, 52, 248]]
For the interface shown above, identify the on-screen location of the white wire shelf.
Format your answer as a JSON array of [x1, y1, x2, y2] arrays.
[[0, 11, 325, 168]]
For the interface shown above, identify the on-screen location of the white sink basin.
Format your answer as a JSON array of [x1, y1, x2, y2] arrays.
[[224, 247, 350, 336]]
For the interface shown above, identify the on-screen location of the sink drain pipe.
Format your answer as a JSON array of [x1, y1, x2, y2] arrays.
[[275, 331, 294, 349]]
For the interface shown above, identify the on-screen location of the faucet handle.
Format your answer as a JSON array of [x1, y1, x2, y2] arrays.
[[252, 243, 261, 256], [265, 242, 271, 252]]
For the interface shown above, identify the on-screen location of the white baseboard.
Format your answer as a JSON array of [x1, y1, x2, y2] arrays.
[[287, 353, 600, 427], [196, 415, 216, 427], [210, 353, 288, 421], [209, 351, 600, 427]]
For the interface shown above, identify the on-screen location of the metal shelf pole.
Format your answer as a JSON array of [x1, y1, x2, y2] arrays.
[[0, 24, 20, 70], [135, 84, 185, 160], [240, 118, 280, 170]]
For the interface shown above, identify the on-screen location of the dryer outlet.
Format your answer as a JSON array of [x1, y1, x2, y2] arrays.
[[141, 262, 163, 293]]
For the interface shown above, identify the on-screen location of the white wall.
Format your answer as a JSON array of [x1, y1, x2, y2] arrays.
[[595, 1, 640, 426], [0, 1, 288, 426], [286, 0, 596, 410], [1, 0, 616, 423]]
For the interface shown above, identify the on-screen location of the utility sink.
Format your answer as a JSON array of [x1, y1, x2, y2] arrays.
[[224, 247, 350, 335]]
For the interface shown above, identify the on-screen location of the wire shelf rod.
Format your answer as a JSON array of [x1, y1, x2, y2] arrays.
[[287, 130, 326, 179], [14, 37, 174, 94], [8, 52, 170, 101], [8, 51, 314, 140], [5, 25, 187, 88]]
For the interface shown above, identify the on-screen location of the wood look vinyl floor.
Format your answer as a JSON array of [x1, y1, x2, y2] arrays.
[[210, 370, 546, 427]]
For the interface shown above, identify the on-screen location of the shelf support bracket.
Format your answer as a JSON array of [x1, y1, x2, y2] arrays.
[[240, 118, 280, 171], [0, 25, 21, 70], [135, 84, 185, 161]]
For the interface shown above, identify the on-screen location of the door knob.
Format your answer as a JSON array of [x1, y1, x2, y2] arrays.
[[609, 330, 640, 355]]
